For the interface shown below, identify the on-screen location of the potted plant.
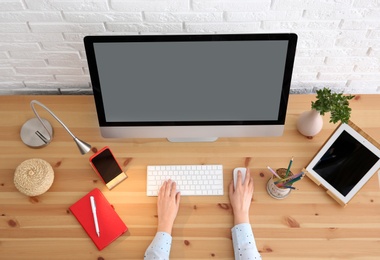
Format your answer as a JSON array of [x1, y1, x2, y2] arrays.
[[297, 88, 355, 137]]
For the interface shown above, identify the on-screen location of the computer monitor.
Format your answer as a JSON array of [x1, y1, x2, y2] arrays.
[[84, 33, 297, 142]]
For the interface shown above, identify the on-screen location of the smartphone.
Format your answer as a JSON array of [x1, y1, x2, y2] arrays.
[[89, 146, 127, 190]]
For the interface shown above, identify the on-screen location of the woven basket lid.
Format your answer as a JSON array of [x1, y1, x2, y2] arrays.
[[14, 159, 54, 196]]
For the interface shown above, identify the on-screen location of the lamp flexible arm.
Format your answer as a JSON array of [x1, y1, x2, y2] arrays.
[[30, 100, 76, 140]]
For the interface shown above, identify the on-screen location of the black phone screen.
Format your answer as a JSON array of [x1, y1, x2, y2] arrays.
[[91, 148, 122, 183]]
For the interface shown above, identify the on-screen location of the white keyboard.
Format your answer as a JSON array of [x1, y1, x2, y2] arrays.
[[147, 165, 224, 196]]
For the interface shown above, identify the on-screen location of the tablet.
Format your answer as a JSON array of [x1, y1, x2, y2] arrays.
[[305, 121, 380, 206]]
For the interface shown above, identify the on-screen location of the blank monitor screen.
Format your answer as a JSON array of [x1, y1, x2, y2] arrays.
[[85, 34, 297, 141]]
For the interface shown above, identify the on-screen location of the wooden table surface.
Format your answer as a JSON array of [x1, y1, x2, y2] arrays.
[[1, 94, 380, 260]]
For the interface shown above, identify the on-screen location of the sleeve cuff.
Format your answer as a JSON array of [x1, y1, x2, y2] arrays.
[[144, 232, 172, 260], [231, 223, 261, 260]]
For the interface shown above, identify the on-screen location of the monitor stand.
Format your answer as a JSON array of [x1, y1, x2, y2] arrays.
[[167, 137, 218, 143]]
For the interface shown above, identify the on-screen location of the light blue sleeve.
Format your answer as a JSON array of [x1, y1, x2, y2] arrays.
[[231, 223, 261, 260], [144, 232, 172, 260]]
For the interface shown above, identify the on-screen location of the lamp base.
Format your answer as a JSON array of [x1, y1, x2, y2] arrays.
[[20, 118, 53, 148]]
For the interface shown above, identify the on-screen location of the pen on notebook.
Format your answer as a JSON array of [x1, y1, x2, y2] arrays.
[[285, 157, 294, 177], [90, 196, 100, 237]]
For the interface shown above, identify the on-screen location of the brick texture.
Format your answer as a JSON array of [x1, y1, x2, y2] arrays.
[[0, 0, 379, 94]]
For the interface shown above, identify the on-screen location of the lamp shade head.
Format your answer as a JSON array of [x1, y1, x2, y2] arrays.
[[74, 137, 92, 155]]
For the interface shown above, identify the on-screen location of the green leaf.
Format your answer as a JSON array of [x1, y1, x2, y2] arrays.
[[311, 88, 355, 124]]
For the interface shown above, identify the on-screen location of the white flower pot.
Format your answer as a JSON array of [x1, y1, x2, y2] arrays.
[[296, 109, 323, 137]]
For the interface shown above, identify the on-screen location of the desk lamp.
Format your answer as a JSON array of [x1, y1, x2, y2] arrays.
[[20, 100, 91, 155]]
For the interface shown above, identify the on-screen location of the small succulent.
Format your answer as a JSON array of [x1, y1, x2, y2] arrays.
[[311, 88, 355, 124]]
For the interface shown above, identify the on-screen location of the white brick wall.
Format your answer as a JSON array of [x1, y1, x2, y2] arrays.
[[0, 0, 379, 94]]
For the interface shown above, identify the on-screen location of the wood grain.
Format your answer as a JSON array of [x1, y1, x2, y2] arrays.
[[1, 94, 380, 259]]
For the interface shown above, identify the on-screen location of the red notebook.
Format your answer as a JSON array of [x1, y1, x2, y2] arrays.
[[70, 188, 128, 250]]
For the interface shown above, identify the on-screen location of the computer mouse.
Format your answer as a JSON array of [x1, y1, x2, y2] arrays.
[[233, 167, 247, 190]]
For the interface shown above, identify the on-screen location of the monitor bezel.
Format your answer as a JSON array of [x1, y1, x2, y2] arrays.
[[84, 33, 298, 128]]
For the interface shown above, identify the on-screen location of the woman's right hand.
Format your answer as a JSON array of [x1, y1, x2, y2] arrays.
[[228, 169, 254, 225]]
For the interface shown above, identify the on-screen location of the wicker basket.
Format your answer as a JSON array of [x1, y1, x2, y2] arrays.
[[14, 159, 54, 196]]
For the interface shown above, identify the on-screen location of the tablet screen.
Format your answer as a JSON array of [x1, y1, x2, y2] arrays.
[[312, 130, 379, 196]]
